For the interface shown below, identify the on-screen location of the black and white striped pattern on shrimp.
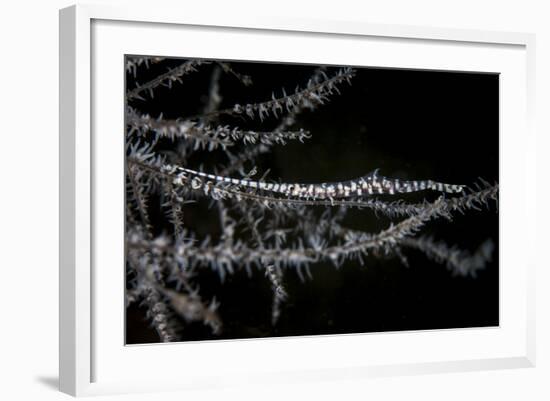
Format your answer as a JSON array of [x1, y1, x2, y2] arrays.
[[169, 165, 465, 200]]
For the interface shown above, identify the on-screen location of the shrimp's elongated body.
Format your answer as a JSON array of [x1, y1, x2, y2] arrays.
[[169, 165, 464, 200]]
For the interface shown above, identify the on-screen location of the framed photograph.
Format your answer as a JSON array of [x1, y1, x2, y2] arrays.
[[59, 4, 536, 396]]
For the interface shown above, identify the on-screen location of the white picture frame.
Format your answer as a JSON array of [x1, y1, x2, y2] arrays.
[[59, 3, 536, 397]]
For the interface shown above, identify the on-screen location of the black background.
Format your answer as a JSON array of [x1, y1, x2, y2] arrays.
[[126, 58, 499, 344]]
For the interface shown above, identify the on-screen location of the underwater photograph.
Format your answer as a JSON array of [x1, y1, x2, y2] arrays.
[[124, 56, 499, 344]]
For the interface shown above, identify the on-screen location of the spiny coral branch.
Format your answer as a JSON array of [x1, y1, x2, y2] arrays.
[[267, 264, 287, 326], [220, 144, 272, 176], [202, 65, 223, 117], [187, 67, 355, 121], [127, 109, 234, 151], [156, 286, 222, 335], [161, 180, 186, 239], [142, 287, 181, 342], [274, 67, 331, 131], [329, 223, 495, 276], [126, 56, 165, 77], [401, 236, 495, 278], [126, 164, 154, 239], [218, 62, 253, 86], [127, 60, 206, 101], [266, 264, 287, 300], [127, 108, 311, 146]]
